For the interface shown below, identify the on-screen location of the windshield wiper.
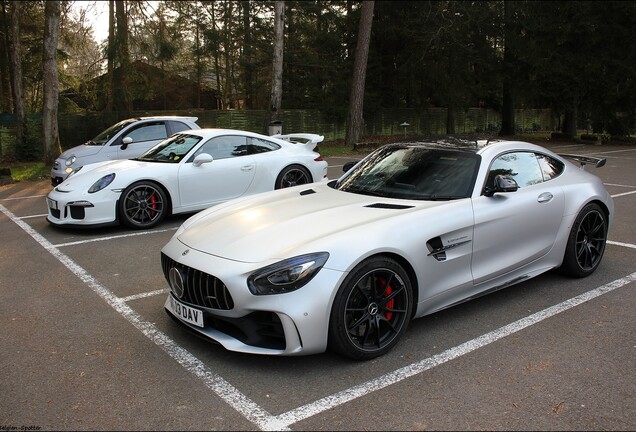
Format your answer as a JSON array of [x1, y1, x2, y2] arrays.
[[421, 195, 466, 201]]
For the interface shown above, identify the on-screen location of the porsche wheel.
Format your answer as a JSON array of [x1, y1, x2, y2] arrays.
[[561, 203, 607, 277], [119, 181, 168, 229], [275, 165, 312, 189], [329, 257, 413, 360]]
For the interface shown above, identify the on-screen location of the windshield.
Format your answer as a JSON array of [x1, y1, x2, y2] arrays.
[[89, 119, 138, 145], [135, 133, 202, 163], [336, 145, 480, 201]]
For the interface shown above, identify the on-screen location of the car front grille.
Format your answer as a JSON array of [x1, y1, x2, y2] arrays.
[[161, 252, 234, 310]]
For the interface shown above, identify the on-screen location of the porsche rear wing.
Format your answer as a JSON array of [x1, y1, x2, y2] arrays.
[[273, 133, 324, 151], [559, 154, 607, 170]]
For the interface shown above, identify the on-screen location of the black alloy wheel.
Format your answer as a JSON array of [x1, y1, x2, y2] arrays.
[[119, 181, 168, 229], [275, 165, 312, 189], [329, 257, 413, 360], [561, 202, 607, 277]]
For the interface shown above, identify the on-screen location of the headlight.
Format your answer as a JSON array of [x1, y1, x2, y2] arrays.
[[65, 155, 77, 166], [66, 166, 83, 176], [248, 252, 329, 295], [88, 173, 115, 193]]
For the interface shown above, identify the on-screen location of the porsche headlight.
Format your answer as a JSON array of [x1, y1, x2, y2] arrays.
[[65, 155, 77, 166], [248, 252, 329, 295], [88, 173, 115, 193]]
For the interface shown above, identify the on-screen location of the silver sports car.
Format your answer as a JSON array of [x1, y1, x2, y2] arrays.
[[161, 139, 613, 360]]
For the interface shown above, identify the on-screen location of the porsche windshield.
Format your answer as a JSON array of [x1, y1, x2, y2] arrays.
[[336, 145, 480, 200], [135, 134, 202, 163]]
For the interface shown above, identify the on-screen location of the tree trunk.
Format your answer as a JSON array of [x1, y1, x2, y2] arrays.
[[242, 0, 254, 110], [499, 0, 515, 136], [267, 0, 285, 132], [114, 0, 131, 114], [562, 106, 577, 137], [8, 0, 23, 158], [0, 1, 13, 113], [105, 0, 115, 112], [42, 0, 61, 165], [345, 1, 374, 148]]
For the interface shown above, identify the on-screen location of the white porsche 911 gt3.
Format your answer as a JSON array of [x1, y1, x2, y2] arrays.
[[161, 138, 613, 360], [46, 129, 328, 229]]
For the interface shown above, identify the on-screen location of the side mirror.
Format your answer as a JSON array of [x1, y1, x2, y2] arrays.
[[121, 136, 133, 150], [484, 175, 518, 197], [193, 153, 214, 167], [343, 161, 358, 173]]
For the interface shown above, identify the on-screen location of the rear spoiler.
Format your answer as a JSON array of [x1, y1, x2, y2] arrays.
[[559, 154, 607, 169], [273, 133, 324, 151]]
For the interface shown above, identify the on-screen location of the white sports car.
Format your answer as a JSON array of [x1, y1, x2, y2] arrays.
[[161, 139, 613, 360], [46, 129, 328, 229]]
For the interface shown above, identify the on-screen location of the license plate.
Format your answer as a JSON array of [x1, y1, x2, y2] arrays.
[[169, 296, 204, 327], [47, 198, 58, 210]]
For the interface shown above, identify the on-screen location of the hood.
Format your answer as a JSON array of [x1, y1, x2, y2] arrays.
[[176, 183, 444, 263], [59, 144, 103, 160], [54, 159, 154, 191]]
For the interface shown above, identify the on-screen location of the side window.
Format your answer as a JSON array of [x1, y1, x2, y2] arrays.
[[537, 154, 564, 181], [168, 121, 192, 134], [486, 152, 544, 189], [123, 122, 168, 143], [248, 137, 281, 154], [192, 135, 249, 161]]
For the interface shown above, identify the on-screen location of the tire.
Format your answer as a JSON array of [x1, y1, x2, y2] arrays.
[[119, 181, 168, 229], [328, 256, 413, 360], [561, 203, 607, 278], [275, 165, 312, 189]]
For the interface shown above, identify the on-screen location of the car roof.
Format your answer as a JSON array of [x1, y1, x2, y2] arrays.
[[132, 116, 199, 122], [383, 137, 505, 153]]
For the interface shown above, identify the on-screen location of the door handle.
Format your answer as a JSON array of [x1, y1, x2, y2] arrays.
[[537, 192, 554, 203], [241, 165, 254, 171]]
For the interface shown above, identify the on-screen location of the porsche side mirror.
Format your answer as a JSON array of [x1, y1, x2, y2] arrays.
[[343, 161, 358, 172], [121, 136, 133, 150], [193, 153, 214, 167], [484, 175, 518, 197]]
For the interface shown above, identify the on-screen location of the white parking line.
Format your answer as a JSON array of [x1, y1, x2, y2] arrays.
[[120, 289, 169, 302], [608, 240, 636, 250], [0, 194, 46, 201], [611, 190, 636, 198], [2, 202, 635, 431], [53, 227, 178, 248], [19, 213, 48, 219]]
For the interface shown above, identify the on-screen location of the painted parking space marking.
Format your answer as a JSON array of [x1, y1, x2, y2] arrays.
[[608, 240, 636, 250], [52, 227, 178, 248], [0, 194, 46, 201], [3, 200, 636, 430], [611, 190, 636, 198], [120, 289, 170, 302]]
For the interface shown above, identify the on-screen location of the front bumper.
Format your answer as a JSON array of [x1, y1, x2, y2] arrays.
[[161, 236, 345, 356], [51, 159, 73, 186], [46, 187, 120, 227]]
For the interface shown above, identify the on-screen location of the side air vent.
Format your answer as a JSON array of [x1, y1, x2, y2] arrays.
[[365, 203, 414, 210], [300, 189, 316, 196]]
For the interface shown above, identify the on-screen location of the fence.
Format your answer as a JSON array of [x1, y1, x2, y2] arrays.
[[0, 108, 555, 158]]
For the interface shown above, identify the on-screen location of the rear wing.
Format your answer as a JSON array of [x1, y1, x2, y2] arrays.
[[559, 154, 607, 170], [273, 133, 324, 151]]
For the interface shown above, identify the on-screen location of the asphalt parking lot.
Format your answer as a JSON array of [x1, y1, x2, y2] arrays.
[[1, 142, 635, 431]]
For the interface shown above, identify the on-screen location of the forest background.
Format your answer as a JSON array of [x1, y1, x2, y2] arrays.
[[1, 0, 636, 168]]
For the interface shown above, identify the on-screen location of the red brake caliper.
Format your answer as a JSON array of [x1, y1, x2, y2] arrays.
[[149, 193, 157, 217], [379, 277, 394, 321]]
